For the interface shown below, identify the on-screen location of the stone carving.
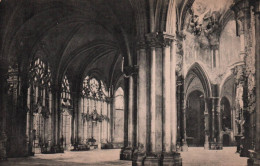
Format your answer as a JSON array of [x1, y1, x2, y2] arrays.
[[187, 9, 221, 48], [231, 64, 245, 85]]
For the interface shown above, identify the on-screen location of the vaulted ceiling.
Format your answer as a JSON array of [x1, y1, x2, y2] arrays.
[[0, 0, 135, 91], [0, 0, 236, 91]]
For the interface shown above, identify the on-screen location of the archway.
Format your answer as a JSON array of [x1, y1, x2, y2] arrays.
[[186, 90, 205, 147], [112, 87, 124, 148]]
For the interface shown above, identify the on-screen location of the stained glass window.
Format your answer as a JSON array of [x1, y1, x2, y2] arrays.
[[82, 76, 108, 100], [27, 58, 52, 153], [29, 58, 52, 89], [61, 75, 71, 100]]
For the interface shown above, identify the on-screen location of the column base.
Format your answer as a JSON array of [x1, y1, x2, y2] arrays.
[[204, 142, 209, 150], [72, 143, 90, 151], [111, 142, 123, 149], [101, 142, 114, 149], [216, 142, 223, 150], [240, 147, 250, 157], [120, 146, 133, 160], [248, 150, 260, 166], [162, 152, 182, 166], [50, 145, 64, 153], [132, 149, 146, 166], [143, 153, 161, 166], [209, 141, 221, 150], [181, 143, 188, 151]]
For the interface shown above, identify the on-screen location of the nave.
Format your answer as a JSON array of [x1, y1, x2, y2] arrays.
[[0, 0, 260, 165]]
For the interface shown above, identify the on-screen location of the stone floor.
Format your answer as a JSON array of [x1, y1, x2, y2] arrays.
[[0, 147, 248, 166], [181, 147, 248, 166]]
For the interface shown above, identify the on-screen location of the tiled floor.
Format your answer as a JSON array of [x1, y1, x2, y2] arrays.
[[0, 147, 248, 166]]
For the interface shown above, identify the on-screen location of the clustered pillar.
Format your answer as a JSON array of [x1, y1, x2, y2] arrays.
[[128, 33, 181, 166]]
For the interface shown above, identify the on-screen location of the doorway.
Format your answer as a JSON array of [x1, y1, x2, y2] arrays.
[[186, 90, 205, 147]]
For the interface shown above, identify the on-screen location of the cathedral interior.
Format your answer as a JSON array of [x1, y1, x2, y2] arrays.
[[0, 0, 259, 165]]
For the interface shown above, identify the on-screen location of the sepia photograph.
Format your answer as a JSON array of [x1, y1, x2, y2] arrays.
[[0, 0, 259, 165]]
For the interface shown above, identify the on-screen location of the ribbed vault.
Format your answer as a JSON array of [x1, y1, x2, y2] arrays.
[[0, 0, 135, 92]]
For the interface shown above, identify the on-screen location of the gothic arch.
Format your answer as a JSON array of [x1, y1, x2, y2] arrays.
[[219, 71, 235, 104], [184, 62, 212, 99]]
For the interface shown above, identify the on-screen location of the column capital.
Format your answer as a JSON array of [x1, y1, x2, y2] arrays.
[[145, 32, 175, 48], [162, 33, 175, 47], [210, 44, 219, 50], [176, 31, 186, 41], [123, 65, 139, 77]]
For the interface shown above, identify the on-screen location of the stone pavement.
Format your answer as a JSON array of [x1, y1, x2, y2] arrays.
[[181, 147, 248, 166], [0, 147, 248, 166]]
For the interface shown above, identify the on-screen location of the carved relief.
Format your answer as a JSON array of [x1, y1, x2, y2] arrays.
[[187, 9, 221, 48]]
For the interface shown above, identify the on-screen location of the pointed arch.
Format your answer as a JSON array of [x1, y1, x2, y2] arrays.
[[184, 62, 212, 98]]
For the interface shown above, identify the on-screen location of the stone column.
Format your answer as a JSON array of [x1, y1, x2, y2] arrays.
[[57, 89, 64, 152], [128, 75, 134, 147], [162, 35, 182, 165], [0, 58, 8, 160], [182, 101, 188, 151], [132, 40, 148, 166], [120, 76, 129, 158], [76, 94, 83, 145], [175, 34, 187, 152], [210, 97, 216, 149], [120, 66, 137, 160], [170, 40, 178, 152], [204, 98, 210, 149], [124, 77, 129, 148], [255, 0, 260, 161], [106, 99, 111, 142], [163, 36, 172, 153], [248, 0, 260, 165], [71, 92, 79, 149], [110, 97, 114, 143], [57, 92, 64, 152], [50, 88, 57, 152], [216, 97, 223, 149], [144, 33, 164, 165], [133, 72, 138, 148], [176, 80, 182, 151]]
